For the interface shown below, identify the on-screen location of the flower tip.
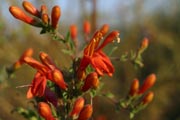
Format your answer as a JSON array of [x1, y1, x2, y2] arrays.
[[9, 6, 22, 19], [38, 102, 55, 120], [70, 24, 78, 40], [146, 73, 156, 85], [83, 20, 91, 35], [111, 30, 120, 43], [52, 69, 68, 90], [78, 104, 93, 120], [21, 48, 34, 58], [149, 73, 156, 80], [51, 5, 61, 29], [100, 24, 109, 36], [41, 5, 48, 12], [129, 78, 139, 96], [108, 73, 113, 77], [22, 0, 40, 17], [70, 97, 85, 117], [41, 13, 49, 24], [9, 5, 41, 27], [39, 51, 48, 59], [81, 72, 99, 92], [138, 73, 156, 94], [26, 88, 34, 99], [140, 37, 149, 49], [142, 91, 154, 105]]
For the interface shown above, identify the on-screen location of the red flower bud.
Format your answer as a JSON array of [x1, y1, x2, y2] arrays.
[[142, 91, 154, 105], [82, 72, 99, 92], [70, 97, 85, 118], [77, 69, 86, 81], [41, 13, 49, 25], [99, 24, 109, 36], [39, 52, 55, 70], [22, 1, 40, 17], [23, 57, 48, 73], [41, 5, 48, 14], [9, 6, 41, 27], [6, 48, 33, 75], [38, 102, 55, 120], [83, 20, 91, 35], [51, 5, 61, 29], [138, 74, 156, 94], [70, 24, 78, 40], [51, 69, 68, 90], [26, 72, 47, 99], [13, 48, 33, 69], [19, 48, 34, 62], [97, 30, 120, 50], [140, 37, 149, 50], [129, 78, 139, 96], [78, 104, 93, 120]]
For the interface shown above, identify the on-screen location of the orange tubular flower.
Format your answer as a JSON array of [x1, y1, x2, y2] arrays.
[[77, 69, 86, 81], [23, 52, 67, 98], [38, 102, 55, 120], [82, 72, 99, 92], [141, 91, 154, 105], [83, 20, 91, 35], [41, 5, 48, 14], [6, 48, 34, 76], [51, 5, 61, 29], [70, 97, 85, 118], [78, 104, 93, 120], [40, 5, 49, 24], [41, 13, 49, 25], [78, 25, 119, 76], [9, 6, 40, 27], [96, 31, 120, 51], [39, 52, 68, 90], [70, 24, 78, 40], [27, 72, 47, 98], [23, 57, 48, 73], [89, 51, 114, 76], [99, 24, 109, 36], [39, 52, 56, 70], [138, 74, 156, 94], [22, 1, 40, 17], [129, 78, 139, 96], [51, 69, 68, 90], [13, 48, 33, 69]]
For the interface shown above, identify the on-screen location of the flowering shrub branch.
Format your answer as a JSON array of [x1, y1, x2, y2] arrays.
[[7, 1, 156, 120]]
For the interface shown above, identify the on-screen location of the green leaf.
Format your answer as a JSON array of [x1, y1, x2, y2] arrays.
[[12, 107, 39, 119], [61, 49, 73, 56], [90, 89, 97, 97], [102, 92, 114, 99], [108, 46, 118, 56], [120, 52, 129, 62], [130, 112, 135, 119], [65, 31, 71, 43]]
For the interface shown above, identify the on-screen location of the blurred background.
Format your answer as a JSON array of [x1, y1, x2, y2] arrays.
[[0, 0, 180, 120]]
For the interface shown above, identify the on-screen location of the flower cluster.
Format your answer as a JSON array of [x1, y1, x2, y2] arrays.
[[8, 1, 156, 120], [9, 1, 61, 34], [118, 73, 156, 119], [77, 25, 119, 77]]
